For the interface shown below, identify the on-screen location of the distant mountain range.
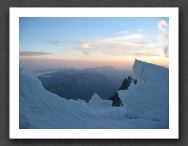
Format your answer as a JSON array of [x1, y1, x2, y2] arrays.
[[38, 67, 131, 102]]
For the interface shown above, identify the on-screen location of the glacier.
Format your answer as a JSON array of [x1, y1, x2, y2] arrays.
[[19, 59, 169, 129]]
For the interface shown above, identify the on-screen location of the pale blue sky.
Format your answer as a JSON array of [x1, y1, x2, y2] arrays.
[[19, 17, 169, 70], [20, 17, 168, 53]]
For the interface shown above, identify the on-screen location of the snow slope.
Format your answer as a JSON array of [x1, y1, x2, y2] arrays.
[[19, 59, 169, 129]]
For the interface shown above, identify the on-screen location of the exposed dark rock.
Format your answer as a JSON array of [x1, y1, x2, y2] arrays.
[[109, 92, 123, 106], [134, 79, 137, 85], [118, 75, 133, 90], [108, 75, 137, 106]]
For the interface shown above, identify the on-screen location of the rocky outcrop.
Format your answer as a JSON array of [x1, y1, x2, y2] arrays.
[[109, 92, 123, 106], [109, 75, 137, 106], [119, 76, 134, 90]]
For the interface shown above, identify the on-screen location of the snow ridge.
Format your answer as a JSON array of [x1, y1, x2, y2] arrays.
[[133, 59, 169, 86]]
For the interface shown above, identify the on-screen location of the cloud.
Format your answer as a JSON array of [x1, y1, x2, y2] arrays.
[[157, 19, 169, 57], [158, 20, 168, 30], [78, 32, 164, 57], [45, 40, 63, 45], [164, 47, 169, 57], [76, 20, 169, 58], [137, 28, 144, 32], [20, 51, 53, 56], [118, 30, 128, 34], [105, 33, 145, 42], [80, 43, 91, 55], [116, 33, 144, 40]]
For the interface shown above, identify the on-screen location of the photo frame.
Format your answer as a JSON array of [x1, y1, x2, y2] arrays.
[[9, 7, 179, 139]]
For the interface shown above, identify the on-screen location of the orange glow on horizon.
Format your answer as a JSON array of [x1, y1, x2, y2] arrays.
[[20, 53, 169, 71]]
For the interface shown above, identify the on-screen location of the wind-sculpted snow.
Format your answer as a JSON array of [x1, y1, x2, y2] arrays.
[[118, 59, 169, 128], [133, 59, 169, 86], [89, 93, 111, 105], [20, 59, 169, 129]]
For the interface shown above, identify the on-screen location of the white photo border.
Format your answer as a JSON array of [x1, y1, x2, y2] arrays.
[[9, 7, 179, 139]]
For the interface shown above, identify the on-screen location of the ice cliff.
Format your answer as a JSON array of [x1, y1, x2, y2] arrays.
[[118, 59, 169, 128], [133, 59, 169, 86]]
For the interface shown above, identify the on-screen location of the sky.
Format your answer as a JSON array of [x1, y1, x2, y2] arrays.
[[19, 17, 169, 71]]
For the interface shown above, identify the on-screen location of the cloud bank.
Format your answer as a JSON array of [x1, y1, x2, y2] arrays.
[[77, 19, 169, 58], [158, 19, 169, 57], [45, 40, 63, 45], [20, 51, 53, 56]]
